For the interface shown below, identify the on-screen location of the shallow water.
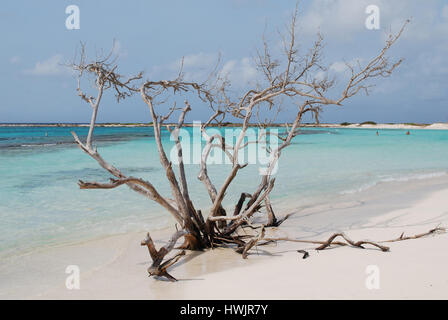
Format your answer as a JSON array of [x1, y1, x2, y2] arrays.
[[0, 125, 447, 258]]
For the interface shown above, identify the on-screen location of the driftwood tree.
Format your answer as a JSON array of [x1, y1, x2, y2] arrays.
[[70, 10, 434, 281]]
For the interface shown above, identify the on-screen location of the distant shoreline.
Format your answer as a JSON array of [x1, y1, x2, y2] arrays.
[[1, 122, 447, 129]]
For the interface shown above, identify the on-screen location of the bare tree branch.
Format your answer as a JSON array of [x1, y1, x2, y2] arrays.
[[70, 7, 414, 281]]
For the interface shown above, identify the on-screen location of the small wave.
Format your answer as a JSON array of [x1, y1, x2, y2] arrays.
[[0, 141, 74, 149], [340, 171, 448, 195], [340, 182, 378, 195], [0, 132, 152, 150], [297, 129, 337, 135], [379, 171, 447, 182], [21, 143, 57, 147]]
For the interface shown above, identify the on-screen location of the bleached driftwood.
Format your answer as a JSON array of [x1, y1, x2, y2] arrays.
[[70, 6, 415, 281]]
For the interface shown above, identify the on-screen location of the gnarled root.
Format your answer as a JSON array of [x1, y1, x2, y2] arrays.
[[315, 233, 389, 251], [238, 226, 446, 258], [141, 230, 187, 281], [265, 196, 291, 227], [235, 226, 266, 259], [177, 233, 203, 250], [384, 227, 445, 242]]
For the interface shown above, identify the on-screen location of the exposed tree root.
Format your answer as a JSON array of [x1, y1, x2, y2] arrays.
[[383, 227, 445, 243], [235, 226, 266, 259], [234, 193, 252, 217], [177, 234, 202, 250], [140, 230, 187, 281], [139, 226, 446, 280], [265, 196, 292, 227], [315, 233, 390, 251], [244, 226, 447, 258]]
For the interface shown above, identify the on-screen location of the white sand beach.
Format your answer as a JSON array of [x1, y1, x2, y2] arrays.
[[1, 122, 448, 130], [304, 123, 448, 130], [1, 175, 447, 300], [2, 0, 448, 305]]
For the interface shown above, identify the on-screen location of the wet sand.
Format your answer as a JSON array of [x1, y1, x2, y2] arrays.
[[1, 176, 448, 299]]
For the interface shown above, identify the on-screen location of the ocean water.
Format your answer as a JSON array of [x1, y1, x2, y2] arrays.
[[0, 125, 447, 258]]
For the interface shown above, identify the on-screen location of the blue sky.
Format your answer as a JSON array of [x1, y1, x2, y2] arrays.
[[1, 0, 447, 123]]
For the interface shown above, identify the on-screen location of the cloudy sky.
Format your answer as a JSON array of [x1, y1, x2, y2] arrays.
[[1, 0, 447, 123]]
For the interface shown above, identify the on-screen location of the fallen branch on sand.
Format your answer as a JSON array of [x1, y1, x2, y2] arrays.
[[140, 231, 187, 281], [383, 227, 445, 243], [253, 226, 446, 257], [142, 226, 446, 281]]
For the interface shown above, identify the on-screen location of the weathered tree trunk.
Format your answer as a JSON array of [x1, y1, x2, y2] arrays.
[[70, 12, 413, 281]]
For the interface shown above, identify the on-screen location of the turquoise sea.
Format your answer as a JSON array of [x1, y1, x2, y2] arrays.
[[1, 125, 447, 258]]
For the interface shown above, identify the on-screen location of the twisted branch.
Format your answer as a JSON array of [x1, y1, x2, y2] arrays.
[[140, 230, 187, 281]]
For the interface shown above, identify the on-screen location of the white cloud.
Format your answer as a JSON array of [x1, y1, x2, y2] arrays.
[[329, 61, 348, 73], [296, 0, 448, 100], [153, 52, 258, 88], [298, 0, 448, 42], [151, 52, 219, 81], [314, 58, 361, 81], [443, 5, 448, 20], [314, 70, 326, 81], [10, 56, 20, 64], [175, 52, 218, 69], [329, 58, 363, 73], [299, 0, 374, 39], [220, 57, 257, 88], [111, 40, 127, 58], [23, 54, 72, 76]]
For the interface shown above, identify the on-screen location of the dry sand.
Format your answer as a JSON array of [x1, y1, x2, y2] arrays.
[[2, 123, 448, 130], [304, 123, 448, 130], [1, 176, 448, 300]]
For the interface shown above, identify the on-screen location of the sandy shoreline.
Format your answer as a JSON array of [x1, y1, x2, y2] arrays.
[[1, 122, 448, 130], [0, 175, 447, 299]]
